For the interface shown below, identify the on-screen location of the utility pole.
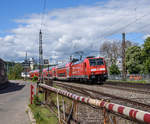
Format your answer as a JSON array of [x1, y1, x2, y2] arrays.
[[122, 33, 126, 80], [25, 51, 27, 62], [25, 51, 28, 80], [39, 30, 43, 83]]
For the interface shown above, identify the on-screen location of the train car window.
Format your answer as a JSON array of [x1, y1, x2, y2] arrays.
[[89, 58, 104, 66]]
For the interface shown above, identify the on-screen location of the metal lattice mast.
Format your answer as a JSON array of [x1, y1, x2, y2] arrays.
[[39, 30, 43, 83]]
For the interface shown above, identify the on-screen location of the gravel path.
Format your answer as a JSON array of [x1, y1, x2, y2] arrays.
[[0, 80, 31, 124]]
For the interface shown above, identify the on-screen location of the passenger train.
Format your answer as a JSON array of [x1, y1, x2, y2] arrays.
[[29, 56, 108, 84]]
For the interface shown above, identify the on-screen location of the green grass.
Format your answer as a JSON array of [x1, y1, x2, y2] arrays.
[[38, 93, 45, 102], [29, 93, 58, 124], [29, 104, 58, 124]]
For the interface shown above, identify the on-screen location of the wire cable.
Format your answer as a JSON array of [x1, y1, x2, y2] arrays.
[[101, 13, 149, 38], [40, 0, 47, 31]]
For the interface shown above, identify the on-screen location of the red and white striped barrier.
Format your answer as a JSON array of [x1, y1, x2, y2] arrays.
[[39, 83, 150, 123], [30, 84, 34, 104]]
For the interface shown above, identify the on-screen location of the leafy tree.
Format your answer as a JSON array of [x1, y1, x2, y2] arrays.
[[126, 46, 143, 74], [8, 63, 23, 79], [141, 37, 150, 73], [109, 64, 120, 75], [5, 61, 15, 74]]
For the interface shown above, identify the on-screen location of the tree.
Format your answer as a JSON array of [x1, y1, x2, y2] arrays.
[[100, 41, 121, 65], [5, 61, 15, 74], [8, 63, 23, 79], [126, 46, 143, 74], [100, 40, 136, 66], [141, 37, 150, 73], [109, 64, 120, 75]]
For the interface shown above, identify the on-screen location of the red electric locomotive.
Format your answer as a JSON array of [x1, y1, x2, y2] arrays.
[[70, 56, 108, 83]]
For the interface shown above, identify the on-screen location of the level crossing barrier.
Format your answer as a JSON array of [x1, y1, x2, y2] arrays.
[[39, 83, 150, 124], [30, 84, 34, 104]]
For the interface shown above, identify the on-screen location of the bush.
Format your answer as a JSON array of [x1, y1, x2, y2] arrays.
[[32, 76, 38, 82], [8, 63, 23, 80], [109, 64, 120, 75], [33, 95, 41, 105], [34, 111, 43, 122]]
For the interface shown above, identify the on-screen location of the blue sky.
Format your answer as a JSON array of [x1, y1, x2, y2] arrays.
[[0, 0, 149, 61], [0, 0, 106, 36]]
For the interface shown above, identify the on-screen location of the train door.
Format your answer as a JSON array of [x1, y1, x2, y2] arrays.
[[66, 67, 69, 78]]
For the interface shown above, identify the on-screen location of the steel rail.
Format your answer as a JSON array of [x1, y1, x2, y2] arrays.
[[99, 84, 150, 95], [106, 81, 150, 89]]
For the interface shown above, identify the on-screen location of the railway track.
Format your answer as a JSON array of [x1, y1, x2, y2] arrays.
[[54, 81, 150, 112], [99, 84, 150, 95], [106, 81, 150, 89]]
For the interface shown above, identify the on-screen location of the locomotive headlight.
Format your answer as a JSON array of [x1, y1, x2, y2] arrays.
[[91, 68, 96, 71], [100, 68, 105, 71]]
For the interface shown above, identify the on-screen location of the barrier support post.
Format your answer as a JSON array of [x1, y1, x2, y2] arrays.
[[57, 93, 61, 124], [103, 108, 110, 124], [62, 97, 66, 121], [30, 84, 34, 104], [73, 100, 78, 122], [44, 89, 48, 103], [112, 116, 116, 124]]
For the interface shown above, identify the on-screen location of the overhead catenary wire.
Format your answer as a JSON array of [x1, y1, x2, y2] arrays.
[[40, 0, 47, 31], [119, 21, 150, 43], [101, 13, 149, 38]]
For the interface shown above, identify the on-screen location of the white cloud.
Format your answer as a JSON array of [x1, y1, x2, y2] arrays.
[[143, 34, 150, 40], [0, 0, 150, 62]]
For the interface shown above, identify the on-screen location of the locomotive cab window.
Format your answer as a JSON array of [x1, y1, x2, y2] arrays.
[[89, 58, 104, 66]]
